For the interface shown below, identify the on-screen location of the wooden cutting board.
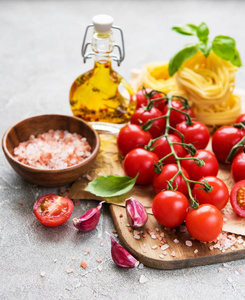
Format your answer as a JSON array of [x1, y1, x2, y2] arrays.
[[68, 136, 245, 270]]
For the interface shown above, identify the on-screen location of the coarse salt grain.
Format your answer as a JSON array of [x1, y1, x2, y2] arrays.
[[152, 245, 158, 250], [173, 239, 179, 244], [13, 129, 92, 169], [139, 275, 148, 284], [161, 244, 169, 251], [185, 240, 193, 247]]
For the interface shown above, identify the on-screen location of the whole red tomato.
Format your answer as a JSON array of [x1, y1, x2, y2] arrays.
[[117, 124, 152, 156], [192, 176, 229, 210], [131, 106, 166, 138], [181, 149, 219, 182], [230, 179, 245, 217], [174, 120, 210, 150], [136, 88, 166, 111], [162, 100, 195, 128], [152, 134, 186, 165], [212, 126, 245, 164], [235, 113, 245, 124], [185, 204, 223, 242], [33, 194, 74, 227], [152, 190, 189, 228], [123, 148, 159, 185], [152, 164, 190, 195], [231, 152, 245, 182]]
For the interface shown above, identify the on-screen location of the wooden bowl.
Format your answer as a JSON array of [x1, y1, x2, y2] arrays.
[[2, 114, 100, 187]]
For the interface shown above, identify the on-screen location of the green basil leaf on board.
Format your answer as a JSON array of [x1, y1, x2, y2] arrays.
[[85, 174, 138, 198], [172, 24, 197, 36], [168, 44, 199, 77], [196, 22, 209, 42], [212, 35, 236, 61]]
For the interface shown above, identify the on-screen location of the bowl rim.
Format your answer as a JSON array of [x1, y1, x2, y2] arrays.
[[2, 113, 101, 173]]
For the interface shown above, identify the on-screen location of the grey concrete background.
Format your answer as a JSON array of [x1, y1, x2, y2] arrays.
[[1, 0, 245, 299]]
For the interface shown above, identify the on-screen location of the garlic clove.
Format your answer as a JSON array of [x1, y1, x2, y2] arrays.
[[108, 233, 139, 268], [73, 201, 105, 232], [126, 197, 148, 228]]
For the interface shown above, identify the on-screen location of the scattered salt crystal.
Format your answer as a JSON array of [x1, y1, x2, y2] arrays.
[[134, 234, 141, 240], [171, 251, 176, 257], [138, 263, 144, 270], [155, 228, 160, 232], [97, 265, 103, 272], [160, 233, 165, 238], [151, 234, 156, 239], [162, 251, 168, 256], [139, 275, 148, 284], [227, 277, 233, 283], [152, 245, 158, 250], [173, 239, 179, 244], [84, 248, 90, 255], [96, 258, 102, 263], [40, 271, 45, 277], [159, 254, 164, 259], [185, 240, 193, 247], [218, 268, 223, 273], [66, 268, 73, 274], [161, 244, 169, 251], [238, 268, 242, 273], [194, 249, 198, 254]]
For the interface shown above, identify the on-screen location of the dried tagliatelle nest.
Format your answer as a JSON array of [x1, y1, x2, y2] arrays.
[[135, 51, 242, 126]]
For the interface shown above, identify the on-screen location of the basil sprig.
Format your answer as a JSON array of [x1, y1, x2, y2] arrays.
[[168, 22, 242, 76], [85, 174, 138, 198]]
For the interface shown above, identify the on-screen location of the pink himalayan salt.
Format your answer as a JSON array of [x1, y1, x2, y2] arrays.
[[13, 129, 92, 169]]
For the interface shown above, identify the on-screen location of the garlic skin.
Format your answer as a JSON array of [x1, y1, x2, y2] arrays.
[[109, 234, 139, 268], [73, 201, 104, 232], [126, 197, 148, 228]]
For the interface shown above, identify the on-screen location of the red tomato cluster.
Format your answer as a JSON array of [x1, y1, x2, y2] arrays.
[[117, 88, 245, 242]]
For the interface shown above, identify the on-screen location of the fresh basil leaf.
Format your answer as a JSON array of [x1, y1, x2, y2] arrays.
[[168, 44, 199, 76], [85, 174, 138, 198], [212, 35, 236, 61], [231, 48, 242, 67], [172, 24, 197, 36], [197, 22, 209, 42], [198, 41, 212, 57]]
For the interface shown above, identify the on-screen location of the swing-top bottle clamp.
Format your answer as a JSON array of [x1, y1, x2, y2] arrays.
[[81, 23, 125, 66]]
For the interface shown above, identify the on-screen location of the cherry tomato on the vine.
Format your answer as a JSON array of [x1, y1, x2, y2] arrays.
[[152, 134, 186, 165], [212, 126, 245, 164], [230, 179, 245, 217], [152, 190, 189, 228], [152, 163, 190, 195], [181, 149, 219, 182], [231, 152, 245, 182], [136, 88, 166, 111], [192, 176, 229, 210], [185, 204, 223, 242], [174, 120, 210, 150], [117, 124, 152, 157], [131, 106, 166, 138], [33, 194, 74, 227], [123, 148, 159, 185], [162, 100, 195, 128], [235, 113, 245, 124]]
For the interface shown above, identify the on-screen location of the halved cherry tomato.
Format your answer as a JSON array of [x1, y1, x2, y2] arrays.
[[117, 124, 152, 157], [230, 180, 245, 217], [152, 164, 190, 195], [231, 152, 245, 182], [152, 134, 186, 165], [131, 106, 166, 138], [123, 148, 159, 185], [152, 190, 189, 228], [185, 204, 223, 242], [192, 176, 229, 210], [174, 120, 210, 150], [181, 149, 219, 182], [212, 126, 245, 164], [33, 194, 74, 226]]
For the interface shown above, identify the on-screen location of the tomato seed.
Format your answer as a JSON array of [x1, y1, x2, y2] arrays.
[[237, 186, 245, 210]]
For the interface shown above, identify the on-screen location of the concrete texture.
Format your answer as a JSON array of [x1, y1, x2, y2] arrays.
[[1, 1, 245, 299]]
